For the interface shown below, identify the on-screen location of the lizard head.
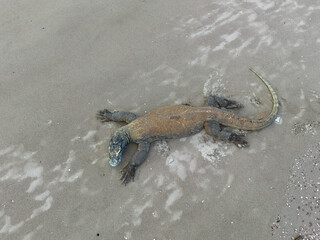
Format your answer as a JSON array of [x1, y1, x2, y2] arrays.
[[108, 129, 130, 167]]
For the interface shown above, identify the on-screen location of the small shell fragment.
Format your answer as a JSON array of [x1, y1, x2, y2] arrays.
[[275, 116, 283, 124]]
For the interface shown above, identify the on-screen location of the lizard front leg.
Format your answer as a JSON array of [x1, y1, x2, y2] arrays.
[[120, 142, 150, 185], [97, 109, 137, 124]]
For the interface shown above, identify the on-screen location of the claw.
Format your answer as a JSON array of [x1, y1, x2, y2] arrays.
[[224, 100, 243, 109], [209, 96, 243, 109], [96, 109, 112, 122], [229, 133, 249, 148], [120, 163, 136, 185], [120, 172, 128, 185]]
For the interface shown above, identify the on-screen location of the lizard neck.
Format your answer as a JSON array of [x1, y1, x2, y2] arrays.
[[112, 127, 132, 152]]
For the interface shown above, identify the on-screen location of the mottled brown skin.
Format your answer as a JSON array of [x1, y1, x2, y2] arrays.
[[129, 104, 274, 142], [129, 105, 206, 141], [97, 69, 279, 185]]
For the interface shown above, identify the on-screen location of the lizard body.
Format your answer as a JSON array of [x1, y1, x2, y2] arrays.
[[97, 69, 279, 184]]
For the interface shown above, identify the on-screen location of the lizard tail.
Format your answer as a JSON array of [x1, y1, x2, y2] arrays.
[[248, 68, 279, 130], [213, 69, 279, 131]]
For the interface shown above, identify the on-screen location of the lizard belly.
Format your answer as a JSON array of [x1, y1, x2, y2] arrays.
[[128, 105, 206, 141]]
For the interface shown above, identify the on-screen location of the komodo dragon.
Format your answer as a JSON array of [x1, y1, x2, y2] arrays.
[[97, 69, 279, 185]]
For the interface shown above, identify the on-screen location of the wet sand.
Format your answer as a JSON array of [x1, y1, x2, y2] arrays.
[[1, 0, 320, 239]]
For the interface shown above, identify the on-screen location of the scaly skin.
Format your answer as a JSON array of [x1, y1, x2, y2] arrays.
[[97, 69, 279, 185]]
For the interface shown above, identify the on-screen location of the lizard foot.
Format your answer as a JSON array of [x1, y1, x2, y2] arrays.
[[229, 133, 249, 148], [120, 163, 136, 185], [208, 96, 243, 109], [223, 100, 243, 109], [96, 109, 114, 122]]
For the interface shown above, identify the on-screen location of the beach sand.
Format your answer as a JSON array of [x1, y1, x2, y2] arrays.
[[1, 0, 319, 239]]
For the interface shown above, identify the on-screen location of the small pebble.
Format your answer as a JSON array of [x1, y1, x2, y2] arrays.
[[275, 116, 283, 124]]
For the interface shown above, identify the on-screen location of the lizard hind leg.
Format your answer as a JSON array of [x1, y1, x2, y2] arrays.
[[120, 142, 150, 185], [96, 109, 137, 124], [207, 96, 243, 109], [204, 120, 249, 148]]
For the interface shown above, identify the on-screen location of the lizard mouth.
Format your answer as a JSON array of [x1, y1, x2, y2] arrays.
[[109, 158, 120, 167], [108, 151, 122, 167]]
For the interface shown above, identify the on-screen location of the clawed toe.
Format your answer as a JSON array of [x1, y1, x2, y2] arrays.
[[229, 133, 249, 148], [96, 109, 112, 122], [236, 139, 249, 148], [208, 96, 243, 109], [120, 164, 136, 185], [225, 101, 243, 109]]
